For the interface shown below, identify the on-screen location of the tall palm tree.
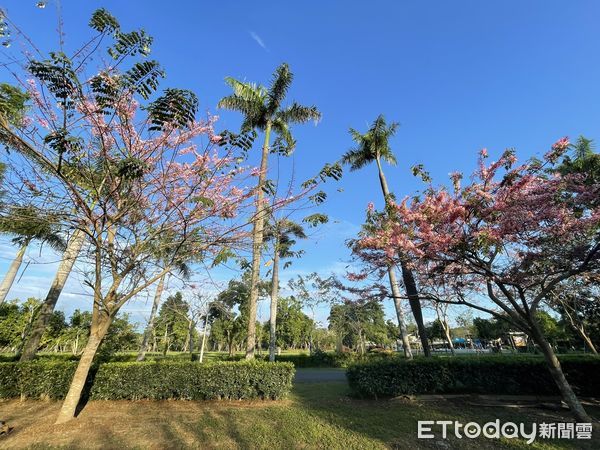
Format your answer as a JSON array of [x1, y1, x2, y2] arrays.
[[0, 206, 65, 305], [218, 63, 320, 359], [264, 219, 306, 361], [342, 114, 430, 357], [18, 227, 85, 360]]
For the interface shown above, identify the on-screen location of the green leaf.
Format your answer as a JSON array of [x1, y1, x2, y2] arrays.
[[89, 8, 120, 34], [108, 30, 153, 59], [309, 191, 327, 205], [303, 213, 329, 227], [123, 60, 165, 100], [146, 88, 198, 131]]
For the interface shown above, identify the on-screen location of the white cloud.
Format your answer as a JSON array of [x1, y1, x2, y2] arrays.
[[249, 31, 267, 50]]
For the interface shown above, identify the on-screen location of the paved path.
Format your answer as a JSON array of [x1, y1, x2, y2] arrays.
[[293, 368, 347, 383]]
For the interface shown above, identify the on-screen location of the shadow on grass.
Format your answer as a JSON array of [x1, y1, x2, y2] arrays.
[[290, 382, 600, 449]]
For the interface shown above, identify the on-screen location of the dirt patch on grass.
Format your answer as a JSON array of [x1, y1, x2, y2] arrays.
[[0, 398, 285, 449]]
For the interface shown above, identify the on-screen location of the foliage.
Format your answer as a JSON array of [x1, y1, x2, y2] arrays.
[[269, 296, 314, 349], [425, 319, 447, 340], [0, 360, 294, 400], [271, 349, 394, 368], [0, 83, 29, 126], [328, 300, 389, 352], [154, 292, 193, 352], [347, 355, 600, 398], [0, 301, 139, 354], [472, 316, 513, 340], [342, 115, 398, 172], [218, 63, 321, 153], [0, 298, 40, 350]]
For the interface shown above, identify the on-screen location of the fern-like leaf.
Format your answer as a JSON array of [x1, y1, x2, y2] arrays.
[[89, 8, 120, 34], [108, 30, 153, 59], [123, 60, 165, 99], [146, 88, 198, 131]]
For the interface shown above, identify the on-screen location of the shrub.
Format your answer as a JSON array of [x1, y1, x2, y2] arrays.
[[0, 360, 78, 398], [272, 350, 395, 368], [0, 360, 294, 400], [346, 355, 600, 398]]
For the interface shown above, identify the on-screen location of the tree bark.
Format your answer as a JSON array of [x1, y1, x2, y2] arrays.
[[0, 242, 28, 305], [562, 307, 598, 354], [269, 244, 280, 362], [388, 266, 413, 358], [246, 122, 272, 359], [436, 305, 455, 356], [188, 319, 195, 357], [400, 262, 431, 356], [374, 158, 414, 358], [20, 230, 85, 361], [443, 321, 455, 355], [199, 316, 207, 363], [530, 321, 592, 423], [55, 318, 110, 424], [162, 327, 169, 356], [579, 329, 598, 355], [136, 273, 166, 362]]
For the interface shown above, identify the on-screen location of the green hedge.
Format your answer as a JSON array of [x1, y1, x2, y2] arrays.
[[0, 360, 294, 400], [272, 350, 395, 368], [346, 355, 600, 398]]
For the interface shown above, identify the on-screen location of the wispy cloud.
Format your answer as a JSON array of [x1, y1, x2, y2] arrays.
[[249, 31, 267, 51]]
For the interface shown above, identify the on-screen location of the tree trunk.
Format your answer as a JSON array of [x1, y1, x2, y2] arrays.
[[442, 321, 455, 356], [55, 319, 110, 424], [400, 262, 431, 356], [162, 327, 168, 356], [20, 230, 85, 361], [388, 266, 413, 359], [246, 122, 272, 359], [375, 158, 416, 359], [578, 329, 598, 355], [436, 305, 455, 356], [530, 320, 591, 423], [269, 246, 280, 362], [188, 320, 195, 357], [137, 273, 166, 362], [227, 331, 234, 357], [199, 316, 207, 363], [0, 242, 28, 305]]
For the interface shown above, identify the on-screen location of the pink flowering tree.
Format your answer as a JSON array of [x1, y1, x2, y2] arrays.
[[0, 9, 257, 423], [357, 140, 600, 422]]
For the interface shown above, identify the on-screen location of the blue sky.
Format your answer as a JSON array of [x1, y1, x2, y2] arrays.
[[1, 1, 600, 328]]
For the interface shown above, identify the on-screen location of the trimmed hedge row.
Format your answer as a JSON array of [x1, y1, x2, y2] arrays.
[[0, 360, 294, 400], [273, 350, 395, 368], [346, 355, 600, 398], [0, 350, 395, 367]]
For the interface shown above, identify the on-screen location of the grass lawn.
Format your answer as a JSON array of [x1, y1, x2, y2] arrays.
[[1, 375, 598, 449]]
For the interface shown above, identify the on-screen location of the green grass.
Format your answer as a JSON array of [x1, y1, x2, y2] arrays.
[[1, 377, 598, 449]]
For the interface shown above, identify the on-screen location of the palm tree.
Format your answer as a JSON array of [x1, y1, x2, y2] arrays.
[[218, 63, 320, 359], [18, 227, 85, 360], [264, 219, 306, 361], [342, 115, 430, 357], [0, 206, 65, 305]]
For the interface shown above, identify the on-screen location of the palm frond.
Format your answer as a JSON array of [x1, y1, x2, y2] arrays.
[[267, 63, 292, 114], [277, 102, 321, 125], [222, 78, 266, 104], [571, 136, 595, 161], [342, 115, 399, 170], [341, 147, 373, 171], [271, 118, 296, 153]]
